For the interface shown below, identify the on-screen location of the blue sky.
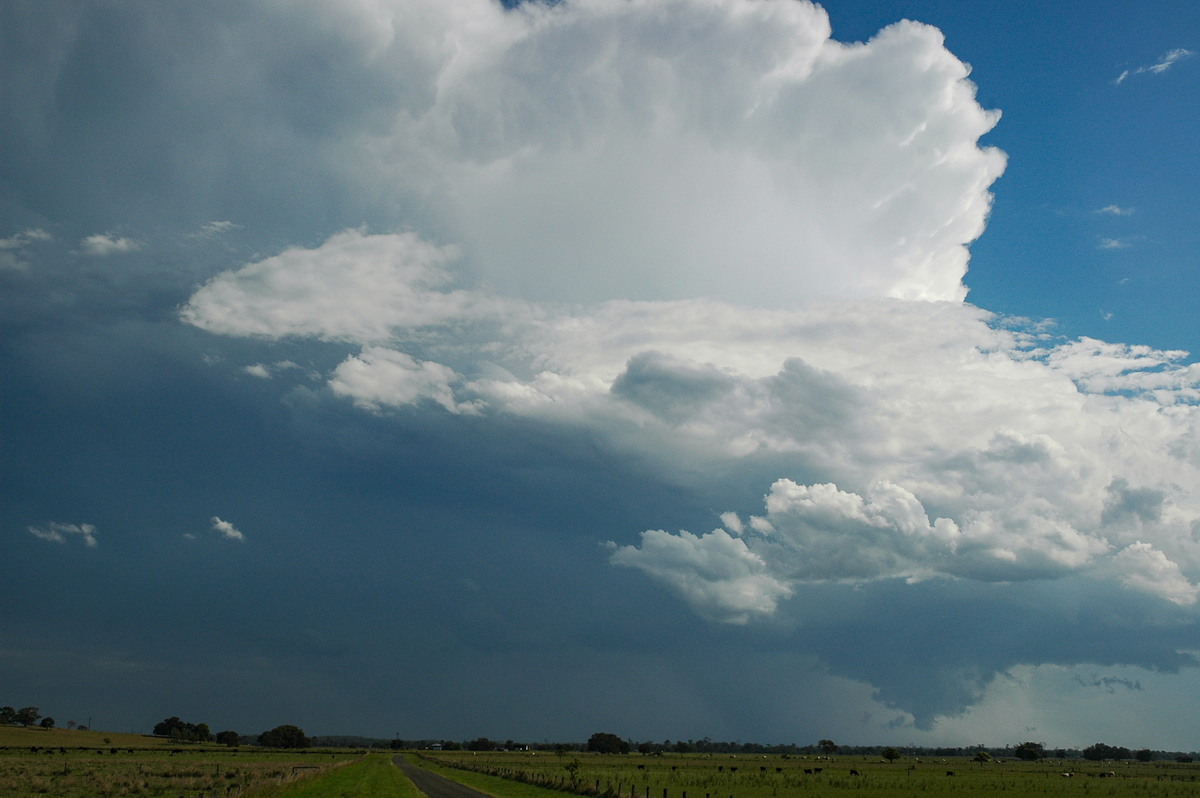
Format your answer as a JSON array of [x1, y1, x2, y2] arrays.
[[3, 0, 1200, 750]]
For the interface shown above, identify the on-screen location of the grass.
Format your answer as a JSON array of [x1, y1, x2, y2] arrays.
[[419, 750, 1200, 798], [248, 753, 423, 798], [0, 724, 359, 797]]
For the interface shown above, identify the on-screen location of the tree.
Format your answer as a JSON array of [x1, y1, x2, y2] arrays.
[[881, 747, 900, 763], [587, 732, 630, 754], [468, 737, 494, 751], [15, 707, 41, 727], [1083, 743, 1131, 761], [258, 725, 309, 748], [0, 707, 15, 725], [1135, 749, 1153, 762], [818, 739, 839, 756], [216, 730, 240, 747], [39, 717, 55, 729], [154, 717, 185, 736], [1013, 742, 1044, 761], [153, 716, 213, 742], [972, 750, 992, 763]]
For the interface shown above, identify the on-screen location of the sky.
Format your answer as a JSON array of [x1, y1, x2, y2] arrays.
[[2, 0, 1200, 751]]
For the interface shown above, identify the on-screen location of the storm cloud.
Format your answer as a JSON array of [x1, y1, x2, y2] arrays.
[[4, 0, 1200, 746]]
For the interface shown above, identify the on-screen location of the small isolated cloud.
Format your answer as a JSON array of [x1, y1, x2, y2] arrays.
[[1115, 48, 1195, 84], [242, 361, 306, 380], [78, 232, 143, 256], [192, 220, 239, 238], [1098, 237, 1131, 250], [1097, 205, 1134, 216], [244, 364, 272, 379], [329, 346, 482, 415], [28, 522, 98, 547], [210, 516, 246, 542], [0, 228, 52, 269]]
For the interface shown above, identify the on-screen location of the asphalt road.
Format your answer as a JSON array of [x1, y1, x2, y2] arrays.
[[393, 755, 496, 798]]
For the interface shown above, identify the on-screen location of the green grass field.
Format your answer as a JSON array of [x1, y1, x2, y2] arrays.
[[7, 729, 1200, 798], [252, 753, 423, 798], [0, 725, 360, 797], [420, 749, 1200, 798]]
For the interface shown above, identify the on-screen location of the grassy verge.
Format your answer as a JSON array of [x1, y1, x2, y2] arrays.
[[409, 753, 582, 798], [245, 753, 422, 798]]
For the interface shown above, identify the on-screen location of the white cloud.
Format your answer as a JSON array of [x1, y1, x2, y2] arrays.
[[608, 527, 793, 624], [314, 0, 1003, 308], [210, 516, 246, 542], [78, 233, 143, 256], [1111, 542, 1199, 606], [192, 220, 239, 238], [329, 346, 482, 415], [182, 229, 506, 343], [1144, 48, 1194, 74], [1098, 237, 1131, 250], [244, 364, 272, 379], [1116, 48, 1194, 83], [1097, 204, 1134, 216], [28, 522, 98, 547]]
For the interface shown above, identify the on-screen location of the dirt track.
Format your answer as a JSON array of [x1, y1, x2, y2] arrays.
[[394, 755, 496, 798]]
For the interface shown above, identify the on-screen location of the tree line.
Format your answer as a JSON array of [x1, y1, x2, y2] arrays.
[[0, 706, 54, 729], [152, 716, 309, 748]]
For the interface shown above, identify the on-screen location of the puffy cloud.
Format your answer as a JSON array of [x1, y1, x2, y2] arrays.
[[329, 346, 481, 415], [401, 0, 1004, 307], [78, 233, 143, 256], [28, 522, 98, 547], [1111, 542, 1199, 606], [182, 229, 504, 343], [608, 527, 793, 624], [1040, 337, 1200, 402], [210, 516, 246, 542]]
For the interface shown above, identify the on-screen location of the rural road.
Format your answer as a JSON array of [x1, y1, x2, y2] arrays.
[[393, 755, 496, 798]]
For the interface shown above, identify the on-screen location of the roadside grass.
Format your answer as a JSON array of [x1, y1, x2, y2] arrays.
[[410, 752, 582, 798], [0, 725, 358, 797], [422, 750, 1200, 798], [245, 753, 422, 798]]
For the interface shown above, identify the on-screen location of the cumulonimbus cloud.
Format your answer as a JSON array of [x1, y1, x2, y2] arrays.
[[177, 0, 1200, 726]]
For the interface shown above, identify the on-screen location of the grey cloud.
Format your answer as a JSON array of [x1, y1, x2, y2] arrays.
[[611, 351, 739, 422], [1102, 478, 1166, 527]]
